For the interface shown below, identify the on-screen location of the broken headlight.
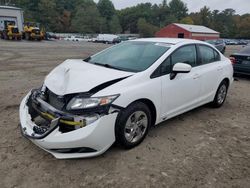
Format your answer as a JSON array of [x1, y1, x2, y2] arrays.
[[66, 95, 119, 110]]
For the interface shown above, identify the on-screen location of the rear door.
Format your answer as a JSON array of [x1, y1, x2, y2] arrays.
[[196, 44, 223, 101]]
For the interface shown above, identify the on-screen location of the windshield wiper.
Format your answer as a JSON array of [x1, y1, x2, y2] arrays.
[[93, 62, 124, 71], [85, 60, 135, 72]]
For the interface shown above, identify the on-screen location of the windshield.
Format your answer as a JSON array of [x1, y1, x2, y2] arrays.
[[85, 41, 170, 72]]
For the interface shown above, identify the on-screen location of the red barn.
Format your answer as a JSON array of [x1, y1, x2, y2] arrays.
[[155, 23, 220, 41]]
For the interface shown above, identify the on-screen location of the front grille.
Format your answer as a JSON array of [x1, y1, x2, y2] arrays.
[[47, 90, 65, 110]]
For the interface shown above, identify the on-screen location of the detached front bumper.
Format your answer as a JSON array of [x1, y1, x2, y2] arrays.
[[19, 93, 117, 159]]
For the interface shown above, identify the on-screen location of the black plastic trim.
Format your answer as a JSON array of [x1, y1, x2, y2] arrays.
[[88, 76, 129, 95], [20, 120, 59, 140], [50, 147, 97, 154]]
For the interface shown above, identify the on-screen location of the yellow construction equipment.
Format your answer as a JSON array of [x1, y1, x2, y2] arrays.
[[0, 21, 22, 40], [23, 22, 44, 41]]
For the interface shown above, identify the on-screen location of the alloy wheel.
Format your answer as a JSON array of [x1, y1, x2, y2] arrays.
[[217, 84, 227, 104], [124, 111, 148, 143]]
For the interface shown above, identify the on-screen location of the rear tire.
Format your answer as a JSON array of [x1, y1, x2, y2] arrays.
[[211, 80, 228, 108], [115, 102, 151, 149]]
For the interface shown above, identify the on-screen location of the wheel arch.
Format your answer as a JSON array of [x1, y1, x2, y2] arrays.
[[221, 77, 230, 88], [126, 98, 157, 126]]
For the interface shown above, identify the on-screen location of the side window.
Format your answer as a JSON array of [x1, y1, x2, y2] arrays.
[[171, 45, 197, 67], [160, 57, 171, 75], [213, 50, 221, 62], [151, 57, 171, 78], [199, 45, 220, 64]]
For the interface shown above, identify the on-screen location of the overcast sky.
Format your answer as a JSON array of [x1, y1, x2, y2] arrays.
[[96, 0, 250, 15]]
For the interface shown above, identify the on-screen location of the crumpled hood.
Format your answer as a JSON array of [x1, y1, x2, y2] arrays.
[[44, 59, 133, 96]]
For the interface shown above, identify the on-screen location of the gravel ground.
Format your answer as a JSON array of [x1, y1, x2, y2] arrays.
[[0, 40, 249, 188]]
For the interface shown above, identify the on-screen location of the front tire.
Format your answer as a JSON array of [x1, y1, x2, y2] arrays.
[[115, 102, 151, 149], [211, 80, 228, 108]]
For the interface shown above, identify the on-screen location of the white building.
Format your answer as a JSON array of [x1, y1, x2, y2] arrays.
[[0, 6, 24, 32]]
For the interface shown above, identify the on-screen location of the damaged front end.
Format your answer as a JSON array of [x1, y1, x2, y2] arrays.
[[19, 85, 121, 158], [21, 85, 121, 140], [19, 59, 132, 158]]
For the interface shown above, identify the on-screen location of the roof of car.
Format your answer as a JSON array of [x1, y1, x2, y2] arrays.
[[133, 38, 204, 45]]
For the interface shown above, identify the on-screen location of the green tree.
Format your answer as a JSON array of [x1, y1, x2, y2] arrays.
[[236, 14, 250, 38], [168, 0, 188, 20], [109, 15, 122, 33], [212, 8, 236, 38], [180, 16, 194, 24], [97, 0, 121, 33], [221, 9, 237, 37], [162, 0, 167, 7], [97, 0, 115, 20], [207, 10, 222, 34], [57, 10, 72, 32], [37, 0, 58, 31], [71, 0, 102, 33], [164, 14, 178, 25], [118, 3, 154, 33], [199, 6, 211, 27], [154, 0, 170, 28], [137, 18, 158, 37]]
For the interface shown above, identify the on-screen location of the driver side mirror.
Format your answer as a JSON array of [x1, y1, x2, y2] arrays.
[[170, 63, 192, 80]]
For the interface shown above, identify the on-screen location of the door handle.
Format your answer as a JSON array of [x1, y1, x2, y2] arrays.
[[193, 74, 200, 79]]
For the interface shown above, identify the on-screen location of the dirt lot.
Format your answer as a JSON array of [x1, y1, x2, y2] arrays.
[[0, 40, 249, 188]]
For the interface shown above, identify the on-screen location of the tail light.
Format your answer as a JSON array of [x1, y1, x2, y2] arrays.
[[229, 57, 236, 64]]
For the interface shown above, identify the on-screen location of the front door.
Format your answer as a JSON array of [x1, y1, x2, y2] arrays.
[[161, 45, 202, 119]]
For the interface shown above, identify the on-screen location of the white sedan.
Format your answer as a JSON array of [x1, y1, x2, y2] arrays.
[[19, 38, 233, 159]]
